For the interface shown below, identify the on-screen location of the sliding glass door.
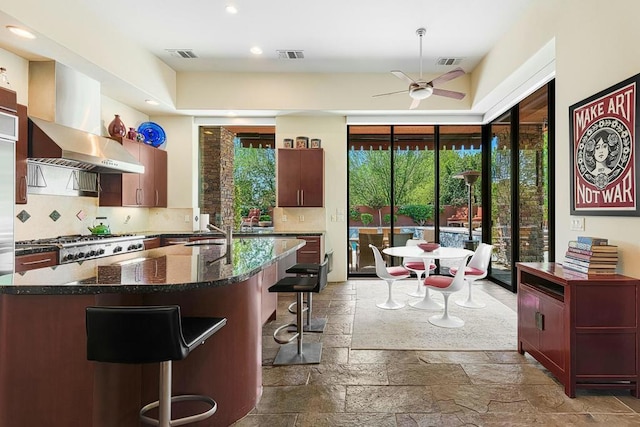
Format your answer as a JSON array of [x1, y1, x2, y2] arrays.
[[487, 83, 554, 289]]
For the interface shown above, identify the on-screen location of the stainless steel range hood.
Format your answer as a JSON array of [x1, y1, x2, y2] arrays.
[[28, 117, 144, 174], [27, 61, 144, 174]]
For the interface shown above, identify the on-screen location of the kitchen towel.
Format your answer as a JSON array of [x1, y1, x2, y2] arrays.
[[199, 214, 210, 231]]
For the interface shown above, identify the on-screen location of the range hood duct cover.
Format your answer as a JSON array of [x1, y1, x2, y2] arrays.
[[27, 61, 144, 174], [28, 117, 145, 174]]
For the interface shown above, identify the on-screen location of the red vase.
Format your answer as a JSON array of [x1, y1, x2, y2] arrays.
[[108, 114, 127, 138], [127, 127, 138, 140]]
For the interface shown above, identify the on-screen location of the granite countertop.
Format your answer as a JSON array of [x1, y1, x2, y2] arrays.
[[3, 237, 304, 295], [14, 230, 324, 256]]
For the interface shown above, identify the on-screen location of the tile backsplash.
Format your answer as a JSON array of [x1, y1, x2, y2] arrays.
[[14, 194, 198, 240]]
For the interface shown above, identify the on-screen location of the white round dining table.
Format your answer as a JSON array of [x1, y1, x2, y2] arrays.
[[382, 246, 473, 310]]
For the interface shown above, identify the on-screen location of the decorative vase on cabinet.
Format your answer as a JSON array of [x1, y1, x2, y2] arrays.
[[108, 114, 127, 138]]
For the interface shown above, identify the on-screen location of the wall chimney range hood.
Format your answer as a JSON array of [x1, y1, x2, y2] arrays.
[[28, 117, 144, 174], [27, 61, 144, 174]]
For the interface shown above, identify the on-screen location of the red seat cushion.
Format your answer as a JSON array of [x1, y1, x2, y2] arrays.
[[449, 266, 484, 276], [404, 262, 425, 270], [387, 266, 410, 277], [424, 275, 454, 289], [405, 261, 436, 271]]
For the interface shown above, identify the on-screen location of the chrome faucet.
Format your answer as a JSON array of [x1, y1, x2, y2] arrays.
[[206, 223, 233, 246]]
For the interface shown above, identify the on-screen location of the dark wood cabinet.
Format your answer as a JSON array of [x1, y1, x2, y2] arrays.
[[296, 235, 321, 263], [99, 137, 167, 207], [0, 86, 17, 114], [517, 262, 640, 398], [15, 104, 27, 204], [15, 251, 58, 273], [277, 148, 323, 207], [142, 237, 161, 250]]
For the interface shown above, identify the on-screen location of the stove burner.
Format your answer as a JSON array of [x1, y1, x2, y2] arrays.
[[17, 234, 146, 264]]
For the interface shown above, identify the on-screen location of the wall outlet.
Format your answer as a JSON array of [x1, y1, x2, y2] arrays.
[[299, 215, 305, 222], [281, 215, 287, 222], [184, 215, 190, 223], [570, 217, 585, 231]]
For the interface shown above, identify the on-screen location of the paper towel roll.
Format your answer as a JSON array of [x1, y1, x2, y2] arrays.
[[199, 214, 210, 231]]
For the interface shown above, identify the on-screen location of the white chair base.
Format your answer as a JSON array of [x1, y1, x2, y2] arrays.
[[409, 289, 442, 310], [455, 279, 486, 309], [377, 280, 405, 310], [428, 293, 464, 328], [377, 300, 405, 310], [455, 298, 486, 309], [429, 313, 464, 328], [407, 274, 426, 297]]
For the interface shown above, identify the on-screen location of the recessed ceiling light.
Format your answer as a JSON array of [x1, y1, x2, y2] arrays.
[[250, 46, 263, 55], [225, 5, 238, 14], [145, 99, 159, 106], [6, 25, 36, 39]]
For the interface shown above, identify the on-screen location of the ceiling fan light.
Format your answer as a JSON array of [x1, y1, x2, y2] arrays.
[[411, 86, 433, 100]]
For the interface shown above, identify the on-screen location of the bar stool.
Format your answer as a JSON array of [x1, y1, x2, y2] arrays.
[[86, 305, 226, 427], [269, 258, 328, 365], [285, 253, 330, 333]]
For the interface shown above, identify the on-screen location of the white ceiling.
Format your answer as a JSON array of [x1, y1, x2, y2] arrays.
[[0, 0, 536, 117]]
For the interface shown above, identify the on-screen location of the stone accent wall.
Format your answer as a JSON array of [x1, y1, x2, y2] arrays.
[[199, 127, 234, 228]]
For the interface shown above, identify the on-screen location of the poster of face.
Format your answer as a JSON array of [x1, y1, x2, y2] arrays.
[[569, 73, 640, 216]]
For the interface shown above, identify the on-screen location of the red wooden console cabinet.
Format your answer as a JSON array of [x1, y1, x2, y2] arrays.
[[517, 262, 640, 398]]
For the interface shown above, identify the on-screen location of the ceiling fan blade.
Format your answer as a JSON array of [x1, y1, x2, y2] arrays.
[[432, 88, 466, 100], [391, 70, 416, 85], [409, 98, 421, 109], [372, 89, 410, 98], [429, 67, 465, 87]]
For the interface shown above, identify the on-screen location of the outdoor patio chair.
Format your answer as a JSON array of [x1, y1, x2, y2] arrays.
[[357, 233, 384, 271], [240, 208, 261, 230]]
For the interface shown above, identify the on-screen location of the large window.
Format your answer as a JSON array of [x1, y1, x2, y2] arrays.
[[487, 82, 554, 289], [348, 125, 481, 275]]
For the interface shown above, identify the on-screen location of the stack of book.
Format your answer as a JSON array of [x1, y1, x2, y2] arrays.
[[563, 236, 618, 275]]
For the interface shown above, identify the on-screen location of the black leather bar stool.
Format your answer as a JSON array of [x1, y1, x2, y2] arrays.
[[269, 258, 328, 365], [86, 305, 226, 427], [285, 253, 331, 333]]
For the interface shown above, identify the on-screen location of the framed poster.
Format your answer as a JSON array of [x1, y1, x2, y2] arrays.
[[569, 73, 640, 216]]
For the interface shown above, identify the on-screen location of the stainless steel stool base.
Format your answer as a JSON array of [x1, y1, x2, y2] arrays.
[[140, 394, 217, 426], [287, 317, 327, 333], [273, 342, 322, 365]]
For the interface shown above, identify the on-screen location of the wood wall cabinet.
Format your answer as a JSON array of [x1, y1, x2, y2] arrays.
[[0, 86, 17, 114], [15, 104, 27, 204], [277, 148, 323, 207], [15, 251, 58, 273], [99, 137, 167, 207], [517, 262, 640, 398]]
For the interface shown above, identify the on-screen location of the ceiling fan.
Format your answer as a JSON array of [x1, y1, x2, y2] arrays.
[[373, 27, 466, 109]]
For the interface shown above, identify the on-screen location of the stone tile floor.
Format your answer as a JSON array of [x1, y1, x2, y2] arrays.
[[232, 279, 640, 426]]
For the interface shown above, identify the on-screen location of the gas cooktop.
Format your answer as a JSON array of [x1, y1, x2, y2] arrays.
[[16, 234, 146, 264]]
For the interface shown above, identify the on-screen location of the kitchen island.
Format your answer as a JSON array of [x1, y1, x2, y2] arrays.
[[0, 236, 304, 427]]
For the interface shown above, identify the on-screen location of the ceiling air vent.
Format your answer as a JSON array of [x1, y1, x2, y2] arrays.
[[436, 57, 463, 66], [166, 49, 198, 59], [277, 50, 305, 59]]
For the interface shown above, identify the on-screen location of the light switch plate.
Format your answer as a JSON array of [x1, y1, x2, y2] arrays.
[[570, 217, 585, 231]]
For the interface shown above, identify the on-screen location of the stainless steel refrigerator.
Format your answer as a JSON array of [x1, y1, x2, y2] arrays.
[[0, 109, 17, 282]]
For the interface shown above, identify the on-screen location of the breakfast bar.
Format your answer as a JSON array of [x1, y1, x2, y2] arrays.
[[0, 236, 304, 427]]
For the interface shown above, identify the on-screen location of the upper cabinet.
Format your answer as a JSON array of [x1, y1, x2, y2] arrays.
[[99, 137, 167, 207], [0, 87, 17, 115], [277, 148, 324, 207]]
